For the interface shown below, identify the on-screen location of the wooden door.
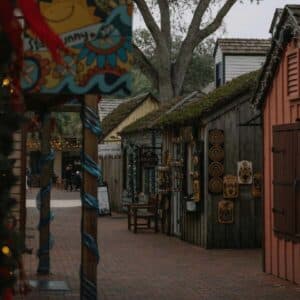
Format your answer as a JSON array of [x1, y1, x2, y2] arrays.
[[272, 123, 300, 241]]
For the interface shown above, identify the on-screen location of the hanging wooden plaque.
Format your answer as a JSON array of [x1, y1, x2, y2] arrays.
[[208, 129, 224, 145], [208, 145, 224, 162], [208, 162, 224, 177], [218, 200, 234, 224], [223, 175, 239, 199], [208, 177, 223, 194], [192, 179, 200, 202], [252, 173, 262, 198], [237, 160, 253, 184]]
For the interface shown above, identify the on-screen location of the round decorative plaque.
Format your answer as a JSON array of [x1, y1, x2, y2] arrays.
[[208, 129, 224, 145], [208, 145, 224, 162]]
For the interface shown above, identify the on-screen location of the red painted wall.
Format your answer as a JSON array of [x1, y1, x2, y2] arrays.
[[263, 41, 300, 284]]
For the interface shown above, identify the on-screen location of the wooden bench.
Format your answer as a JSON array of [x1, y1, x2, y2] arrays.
[[127, 195, 159, 233]]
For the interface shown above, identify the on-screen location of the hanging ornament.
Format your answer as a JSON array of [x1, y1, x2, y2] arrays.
[[1, 246, 11, 257], [2, 78, 10, 87]]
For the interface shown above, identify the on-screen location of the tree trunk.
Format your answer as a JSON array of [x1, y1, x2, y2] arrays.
[[158, 73, 174, 102], [157, 45, 174, 102]]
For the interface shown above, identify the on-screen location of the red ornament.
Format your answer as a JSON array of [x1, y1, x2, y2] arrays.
[[18, 0, 69, 64]]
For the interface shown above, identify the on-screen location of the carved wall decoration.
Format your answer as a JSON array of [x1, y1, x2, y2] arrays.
[[163, 150, 172, 166], [208, 177, 223, 194], [157, 166, 172, 193], [208, 162, 224, 177], [252, 173, 262, 198], [238, 160, 253, 184], [208, 129, 225, 145], [192, 155, 199, 166], [223, 175, 239, 199], [208, 145, 225, 162], [218, 200, 234, 224], [208, 129, 224, 194], [192, 180, 200, 202]]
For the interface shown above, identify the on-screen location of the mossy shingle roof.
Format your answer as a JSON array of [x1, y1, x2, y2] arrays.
[[101, 93, 158, 137], [121, 97, 182, 134], [158, 70, 260, 127], [121, 91, 206, 134]]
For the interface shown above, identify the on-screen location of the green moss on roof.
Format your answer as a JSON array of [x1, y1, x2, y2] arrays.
[[102, 93, 157, 137], [121, 98, 182, 134], [158, 70, 260, 127]]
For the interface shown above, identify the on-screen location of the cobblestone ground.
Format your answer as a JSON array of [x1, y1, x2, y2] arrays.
[[16, 188, 300, 299]]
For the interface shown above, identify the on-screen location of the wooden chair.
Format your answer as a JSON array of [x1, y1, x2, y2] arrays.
[[127, 195, 159, 233]]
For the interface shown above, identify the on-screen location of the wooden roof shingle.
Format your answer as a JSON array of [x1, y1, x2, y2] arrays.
[[158, 70, 260, 128], [214, 38, 271, 56], [121, 91, 206, 134], [101, 93, 158, 138]]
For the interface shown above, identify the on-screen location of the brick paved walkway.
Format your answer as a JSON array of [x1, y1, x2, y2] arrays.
[[17, 189, 300, 299]]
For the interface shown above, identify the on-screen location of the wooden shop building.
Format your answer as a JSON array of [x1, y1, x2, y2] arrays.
[[157, 70, 263, 248], [252, 5, 300, 284], [120, 93, 205, 233], [99, 93, 159, 210]]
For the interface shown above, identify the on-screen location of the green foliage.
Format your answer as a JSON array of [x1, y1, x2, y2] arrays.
[[131, 67, 156, 97], [52, 112, 82, 138], [158, 69, 260, 127], [133, 29, 215, 94]]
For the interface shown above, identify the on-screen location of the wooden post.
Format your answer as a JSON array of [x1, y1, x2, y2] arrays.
[[37, 111, 52, 274], [81, 95, 98, 299]]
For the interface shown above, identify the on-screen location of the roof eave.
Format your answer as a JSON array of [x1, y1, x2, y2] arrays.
[[252, 6, 300, 109]]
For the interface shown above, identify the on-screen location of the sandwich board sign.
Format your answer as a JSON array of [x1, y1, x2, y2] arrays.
[[97, 184, 111, 216]]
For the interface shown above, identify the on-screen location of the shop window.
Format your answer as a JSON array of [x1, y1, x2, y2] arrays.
[[286, 49, 300, 101], [272, 124, 300, 242]]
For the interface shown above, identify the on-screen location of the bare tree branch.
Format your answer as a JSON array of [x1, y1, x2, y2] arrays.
[[158, 0, 171, 49], [186, 0, 212, 39], [173, 0, 238, 95], [196, 0, 238, 45], [133, 0, 164, 47], [132, 43, 159, 89]]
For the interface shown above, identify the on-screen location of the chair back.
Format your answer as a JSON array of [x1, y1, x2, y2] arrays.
[[148, 194, 158, 213]]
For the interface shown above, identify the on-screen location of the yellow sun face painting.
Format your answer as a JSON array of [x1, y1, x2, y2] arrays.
[[22, 0, 133, 96], [39, 0, 101, 34]]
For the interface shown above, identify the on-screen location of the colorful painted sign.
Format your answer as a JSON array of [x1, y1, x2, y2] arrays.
[[22, 0, 132, 96]]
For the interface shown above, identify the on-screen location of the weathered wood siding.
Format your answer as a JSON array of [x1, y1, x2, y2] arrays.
[[225, 55, 266, 83], [263, 42, 300, 284], [202, 96, 262, 248], [163, 127, 207, 246]]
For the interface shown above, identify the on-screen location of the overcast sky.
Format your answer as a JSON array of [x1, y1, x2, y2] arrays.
[[133, 0, 300, 39], [223, 0, 300, 38]]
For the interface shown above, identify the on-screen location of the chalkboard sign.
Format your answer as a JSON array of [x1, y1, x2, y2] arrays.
[[97, 185, 111, 216]]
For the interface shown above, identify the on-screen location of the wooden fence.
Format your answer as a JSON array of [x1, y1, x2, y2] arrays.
[[99, 155, 123, 211]]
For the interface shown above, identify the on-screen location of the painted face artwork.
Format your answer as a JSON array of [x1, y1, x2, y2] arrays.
[[237, 160, 253, 184], [218, 200, 234, 224], [223, 175, 239, 199], [22, 0, 133, 96]]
